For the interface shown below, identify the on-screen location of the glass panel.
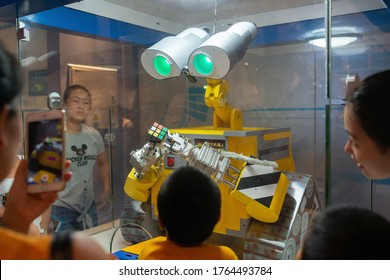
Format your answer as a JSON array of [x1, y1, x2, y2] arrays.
[[4, 1, 329, 235], [326, 104, 371, 207], [2, 0, 388, 258], [330, 1, 390, 100], [328, 0, 390, 213], [16, 15, 138, 231]]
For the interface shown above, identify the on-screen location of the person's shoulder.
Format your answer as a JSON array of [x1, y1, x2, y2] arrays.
[[81, 124, 100, 135], [80, 125, 104, 143], [211, 244, 238, 260], [138, 237, 167, 260]]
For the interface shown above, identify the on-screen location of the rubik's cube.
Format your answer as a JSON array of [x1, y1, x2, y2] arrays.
[[146, 122, 168, 143]]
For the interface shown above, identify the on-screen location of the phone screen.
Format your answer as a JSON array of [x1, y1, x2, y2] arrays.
[[27, 117, 64, 186]]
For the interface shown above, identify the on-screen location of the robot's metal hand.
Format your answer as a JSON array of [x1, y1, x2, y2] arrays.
[[129, 142, 168, 178]]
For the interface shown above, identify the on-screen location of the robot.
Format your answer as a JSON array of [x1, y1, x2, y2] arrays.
[[119, 77, 322, 261], [122, 77, 294, 228], [120, 78, 321, 259], [124, 121, 289, 225]]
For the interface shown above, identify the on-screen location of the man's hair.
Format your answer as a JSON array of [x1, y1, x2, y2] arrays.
[[0, 43, 22, 110], [63, 84, 91, 103], [157, 165, 221, 246], [301, 205, 390, 259]]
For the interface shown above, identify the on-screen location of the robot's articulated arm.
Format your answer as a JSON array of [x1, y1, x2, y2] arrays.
[[124, 122, 288, 223], [129, 122, 277, 186]]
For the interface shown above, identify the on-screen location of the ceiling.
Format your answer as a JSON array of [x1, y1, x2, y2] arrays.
[[103, 0, 325, 25], [67, 0, 387, 34], [3, 0, 386, 49]]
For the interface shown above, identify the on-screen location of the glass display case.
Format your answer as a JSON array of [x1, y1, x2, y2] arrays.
[[1, 0, 390, 258], [327, 0, 390, 221]]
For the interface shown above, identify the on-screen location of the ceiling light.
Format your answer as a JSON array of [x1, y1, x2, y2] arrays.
[[308, 33, 361, 48]]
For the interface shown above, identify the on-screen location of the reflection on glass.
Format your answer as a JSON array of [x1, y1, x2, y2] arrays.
[[40, 86, 111, 233]]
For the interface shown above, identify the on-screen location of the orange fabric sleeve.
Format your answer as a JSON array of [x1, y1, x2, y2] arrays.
[[0, 226, 51, 260]]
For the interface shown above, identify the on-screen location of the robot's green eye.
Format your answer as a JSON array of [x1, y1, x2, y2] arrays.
[[193, 53, 213, 75], [153, 56, 171, 76]]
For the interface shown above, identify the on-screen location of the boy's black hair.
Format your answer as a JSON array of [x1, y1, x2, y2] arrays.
[[301, 205, 390, 259], [0, 43, 22, 109], [157, 165, 221, 246]]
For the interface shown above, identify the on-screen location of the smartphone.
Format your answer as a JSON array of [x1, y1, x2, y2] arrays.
[[25, 109, 66, 193]]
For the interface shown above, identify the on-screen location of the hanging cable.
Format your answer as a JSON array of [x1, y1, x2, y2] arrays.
[[109, 222, 153, 254]]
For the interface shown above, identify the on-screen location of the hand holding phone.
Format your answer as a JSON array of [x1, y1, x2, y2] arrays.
[[26, 110, 66, 193]]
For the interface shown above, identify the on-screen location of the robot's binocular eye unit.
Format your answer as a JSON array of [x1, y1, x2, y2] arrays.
[[141, 22, 257, 80]]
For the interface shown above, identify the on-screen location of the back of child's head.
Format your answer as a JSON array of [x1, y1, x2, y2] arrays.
[[301, 205, 390, 259], [157, 165, 221, 246]]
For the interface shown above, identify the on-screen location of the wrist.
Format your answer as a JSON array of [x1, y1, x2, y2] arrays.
[[40, 221, 50, 234]]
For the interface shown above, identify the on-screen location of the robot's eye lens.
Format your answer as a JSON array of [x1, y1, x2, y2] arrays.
[[154, 56, 171, 76], [193, 54, 213, 75]]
